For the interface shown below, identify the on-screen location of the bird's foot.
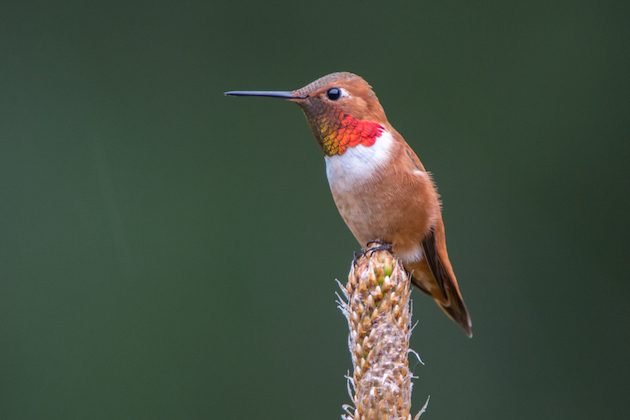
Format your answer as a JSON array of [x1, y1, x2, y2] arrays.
[[365, 239, 393, 257], [352, 250, 365, 266], [352, 240, 393, 265]]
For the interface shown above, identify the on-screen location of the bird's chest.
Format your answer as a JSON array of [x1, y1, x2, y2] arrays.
[[324, 132, 395, 238], [324, 131, 394, 193]]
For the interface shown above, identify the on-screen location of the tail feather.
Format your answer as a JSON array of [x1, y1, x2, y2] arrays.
[[406, 218, 473, 337], [410, 270, 473, 337], [435, 282, 473, 337]]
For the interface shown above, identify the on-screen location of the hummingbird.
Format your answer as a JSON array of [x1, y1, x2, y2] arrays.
[[225, 72, 472, 337]]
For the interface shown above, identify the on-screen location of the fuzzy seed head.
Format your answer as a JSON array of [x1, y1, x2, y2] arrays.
[[340, 248, 413, 419]]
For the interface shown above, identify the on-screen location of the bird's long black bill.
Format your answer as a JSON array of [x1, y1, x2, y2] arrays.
[[224, 90, 305, 99]]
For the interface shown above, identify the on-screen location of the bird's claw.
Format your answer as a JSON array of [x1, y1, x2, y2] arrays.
[[352, 250, 365, 266], [365, 239, 393, 257], [352, 240, 393, 265]]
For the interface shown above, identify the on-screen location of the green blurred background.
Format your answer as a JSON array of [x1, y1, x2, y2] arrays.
[[2, 0, 629, 418]]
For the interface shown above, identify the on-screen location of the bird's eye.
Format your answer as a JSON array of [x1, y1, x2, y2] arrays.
[[326, 87, 342, 100]]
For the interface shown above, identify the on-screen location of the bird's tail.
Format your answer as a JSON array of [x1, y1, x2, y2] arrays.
[[409, 267, 473, 337], [432, 279, 473, 338], [405, 222, 473, 337]]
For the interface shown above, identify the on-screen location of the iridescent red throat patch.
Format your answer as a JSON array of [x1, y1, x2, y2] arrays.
[[320, 114, 384, 156]]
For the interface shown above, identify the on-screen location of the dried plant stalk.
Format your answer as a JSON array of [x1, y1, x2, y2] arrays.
[[339, 245, 417, 420]]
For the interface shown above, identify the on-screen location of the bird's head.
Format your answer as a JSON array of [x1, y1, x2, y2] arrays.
[[226, 72, 389, 156]]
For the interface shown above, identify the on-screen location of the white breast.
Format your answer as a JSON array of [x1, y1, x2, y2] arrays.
[[324, 131, 394, 192]]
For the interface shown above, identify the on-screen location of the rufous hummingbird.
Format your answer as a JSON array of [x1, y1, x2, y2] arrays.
[[226, 72, 472, 337]]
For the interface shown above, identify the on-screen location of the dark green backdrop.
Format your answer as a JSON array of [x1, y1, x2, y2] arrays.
[[2, 1, 629, 419]]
